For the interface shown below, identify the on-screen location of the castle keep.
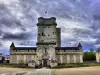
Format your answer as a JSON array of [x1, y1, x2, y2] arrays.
[[10, 17, 83, 67]]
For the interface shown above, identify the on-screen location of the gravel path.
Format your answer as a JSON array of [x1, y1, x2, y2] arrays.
[[54, 66, 100, 75], [1, 66, 100, 75], [0, 68, 31, 75]]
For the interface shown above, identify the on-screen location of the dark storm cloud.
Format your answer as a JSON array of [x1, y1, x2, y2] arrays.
[[73, 28, 93, 37], [93, 15, 100, 20], [3, 32, 31, 40], [0, 18, 22, 27]]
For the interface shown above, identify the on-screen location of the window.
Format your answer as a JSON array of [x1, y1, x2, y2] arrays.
[[48, 27, 49, 28], [53, 32, 54, 34], [42, 33, 45, 36], [48, 34, 50, 36], [42, 33, 44, 36]]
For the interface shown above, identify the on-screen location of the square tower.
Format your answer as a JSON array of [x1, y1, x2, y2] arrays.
[[36, 17, 58, 67]]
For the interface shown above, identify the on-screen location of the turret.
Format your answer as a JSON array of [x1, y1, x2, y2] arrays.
[[10, 42, 15, 50], [78, 43, 82, 50]]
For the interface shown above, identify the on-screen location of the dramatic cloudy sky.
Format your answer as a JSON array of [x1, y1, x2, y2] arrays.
[[0, 0, 100, 55]]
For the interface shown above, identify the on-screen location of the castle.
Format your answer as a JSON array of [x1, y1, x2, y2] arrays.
[[10, 17, 83, 67]]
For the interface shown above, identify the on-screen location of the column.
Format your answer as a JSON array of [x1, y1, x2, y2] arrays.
[[24, 55, 26, 64], [10, 55, 12, 64], [96, 53, 99, 62], [80, 55, 83, 63], [17, 55, 19, 64], [73, 55, 76, 63], [67, 55, 70, 63], [60, 55, 63, 64]]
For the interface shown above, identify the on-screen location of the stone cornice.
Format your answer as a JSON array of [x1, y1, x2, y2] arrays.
[[56, 52, 83, 55], [10, 52, 37, 55]]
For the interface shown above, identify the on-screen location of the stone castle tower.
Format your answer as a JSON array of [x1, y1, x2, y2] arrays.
[[36, 17, 61, 67]]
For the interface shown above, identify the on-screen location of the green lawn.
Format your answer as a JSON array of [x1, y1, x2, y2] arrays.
[[0, 63, 100, 69], [52, 63, 100, 69], [0, 64, 33, 68]]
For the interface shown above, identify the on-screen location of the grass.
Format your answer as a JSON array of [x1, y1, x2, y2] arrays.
[[0, 64, 33, 69], [0, 63, 100, 69], [52, 63, 100, 69]]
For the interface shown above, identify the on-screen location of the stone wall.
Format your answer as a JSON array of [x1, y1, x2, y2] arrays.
[[56, 52, 83, 64], [10, 54, 37, 64]]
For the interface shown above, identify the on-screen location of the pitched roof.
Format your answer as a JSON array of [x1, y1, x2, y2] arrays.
[[14, 47, 37, 50], [78, 43, 82, 47], [55, 47, 79, 50], [10, 42, 15, 47]]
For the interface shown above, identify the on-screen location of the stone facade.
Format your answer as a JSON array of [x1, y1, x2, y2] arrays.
[[10, 17, 83, 68], [96, 49, 100, 62]]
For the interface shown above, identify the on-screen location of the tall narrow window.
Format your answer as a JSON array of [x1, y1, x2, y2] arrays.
[[45, 48, 47, 55], [42, 33, 44, 36]]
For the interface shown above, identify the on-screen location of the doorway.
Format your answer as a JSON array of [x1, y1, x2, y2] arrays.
[[43, 59, 48, 67]]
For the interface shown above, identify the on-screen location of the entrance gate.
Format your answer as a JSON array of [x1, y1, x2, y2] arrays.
[[43, 59, 48, 67]]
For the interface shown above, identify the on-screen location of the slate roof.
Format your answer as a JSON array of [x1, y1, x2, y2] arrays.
[[14, 47, 37, 50], [78, 43, 82, 47], [10, 42, 15, 47], [55, 47, 79, 50]]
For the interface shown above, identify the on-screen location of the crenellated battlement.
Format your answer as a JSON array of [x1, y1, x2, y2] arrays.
[[37, 17, 57, 26]]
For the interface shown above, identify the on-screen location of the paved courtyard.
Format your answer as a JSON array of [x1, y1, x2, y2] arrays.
[[1, 66, 100, 75]]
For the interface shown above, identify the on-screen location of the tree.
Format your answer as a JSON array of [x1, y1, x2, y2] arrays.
[[90, 48, 94, 52], [83, 50, 96, 61]]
